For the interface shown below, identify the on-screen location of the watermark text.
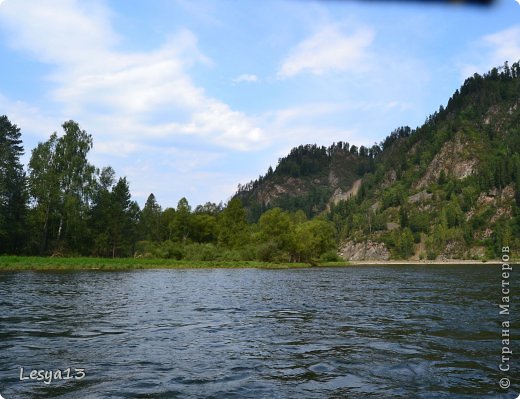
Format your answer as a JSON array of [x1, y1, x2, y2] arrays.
[[498, 247, 513, 390], [19, 367, 85, 385]]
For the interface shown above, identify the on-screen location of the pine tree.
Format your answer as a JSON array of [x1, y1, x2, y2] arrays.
[[0, 116, 27, 254], [108, 177, 140, 257], [139, 193, 162, 242]]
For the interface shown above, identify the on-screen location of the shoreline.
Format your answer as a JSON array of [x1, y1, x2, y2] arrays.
[[0, 256, 516, 271], [347, 259, 506, 266]]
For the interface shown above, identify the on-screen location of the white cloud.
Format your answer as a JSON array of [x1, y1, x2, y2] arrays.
[[117, 154, 239, 207], [278, 26, 375, 78], [0, 0, 117, 65], [0, 93, 58, 140], [483, 26, 520, 65], [233, 74, 258, 83], [459, 25, 520, 79], [0, 0, 264, 152], [267, 102, 347, 127]]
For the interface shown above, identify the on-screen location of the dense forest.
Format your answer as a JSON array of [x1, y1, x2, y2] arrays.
[[0, 117, 337, 262], [1, 61, 520, 261]]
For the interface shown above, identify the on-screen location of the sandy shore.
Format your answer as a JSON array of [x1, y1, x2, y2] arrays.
[[347, 259, 509, 265]]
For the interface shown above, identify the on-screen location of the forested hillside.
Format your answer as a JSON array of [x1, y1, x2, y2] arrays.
[[1, 61, 519, 261], [235, 61, 520, 260]]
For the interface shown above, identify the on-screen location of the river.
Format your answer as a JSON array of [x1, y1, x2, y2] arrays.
[[0, 265, 517, 398]]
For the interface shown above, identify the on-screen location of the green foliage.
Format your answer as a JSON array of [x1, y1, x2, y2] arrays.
[[273, 186, 332, 218], [139, 193, 162, 242], [191, 213, 217, 243], [383, 227, 415, 259], [218, 198, 249, 249], [445, 196, 465, 228], [438, 170, 447, 185], [408, 210, 430, 233], [171, 197, 192, 242], [105, 177, 140, 257], [0, 116, 27, 254], [236, 141, 372, 218], [28, 132, 60, 253], [461, 185, 479, 212], [258, 208, 293, 251], [276, 144, 330, 178], [292, 219, 336, 262], [320, 250, 341, 262], [28, 121, 96, 254], [382, 183, 405, 209]]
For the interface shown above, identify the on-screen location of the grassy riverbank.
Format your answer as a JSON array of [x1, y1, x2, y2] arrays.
[[0, 256, 514, 272], [0, 256, 351, 271]]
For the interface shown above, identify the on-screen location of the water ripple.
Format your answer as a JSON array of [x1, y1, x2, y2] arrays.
[[0, 265, 516, 398]]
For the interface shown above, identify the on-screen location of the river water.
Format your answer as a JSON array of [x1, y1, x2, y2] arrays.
[[0, 265, 517, 398]]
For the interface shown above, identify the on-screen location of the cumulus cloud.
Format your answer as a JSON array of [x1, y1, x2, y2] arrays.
[[278, 26, 375, 79], [0, 0, 264, 152]]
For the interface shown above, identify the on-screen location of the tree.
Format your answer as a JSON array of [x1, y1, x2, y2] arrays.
[[107, 177, 140, 257], [54, 121, 95, 246], [90, 166, 116, 257], [0, 116, 27, 254], [28, 121, 95, 254], [399, 204, 409, 228], [139, 193, 162, 242], [28, 133, 60, 254], [409, 210, 429, 233], [191, 213, 217, 243], [292, 219, 335, 262], [194, 201, 222, 216], [258, 207, 293, 253], [445, 196, 464, 229], [171, 197, 192, 242], [218, 198, 249, 248], [161, 208, 176, 241], [398, 228, 415, 258], [438, 169, 447, 185], [99, 165, 116, 190]]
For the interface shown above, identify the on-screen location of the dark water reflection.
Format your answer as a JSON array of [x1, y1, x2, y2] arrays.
[[0, 265, 517, 398]]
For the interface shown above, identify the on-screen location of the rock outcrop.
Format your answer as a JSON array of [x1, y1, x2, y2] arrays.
[[330, 178, 362, 205], [415, 133, 477, 189], [339, 240, 391, 261], [408, 190, 433, 204]]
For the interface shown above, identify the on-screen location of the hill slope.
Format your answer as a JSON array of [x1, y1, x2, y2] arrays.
[[234, 62, 520, 260]]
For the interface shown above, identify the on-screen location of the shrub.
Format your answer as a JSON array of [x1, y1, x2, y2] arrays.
[[320, 250, 341, 262], [183, 243, 220, 261]]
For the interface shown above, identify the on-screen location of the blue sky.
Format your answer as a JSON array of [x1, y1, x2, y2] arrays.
[[0, 0, 519, 209]]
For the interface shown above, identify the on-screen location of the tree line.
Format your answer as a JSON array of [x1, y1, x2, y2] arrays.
[[0, 117, 337, 262]]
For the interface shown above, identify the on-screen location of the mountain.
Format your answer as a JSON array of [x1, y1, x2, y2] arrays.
[[234, 61, 520, 261]]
